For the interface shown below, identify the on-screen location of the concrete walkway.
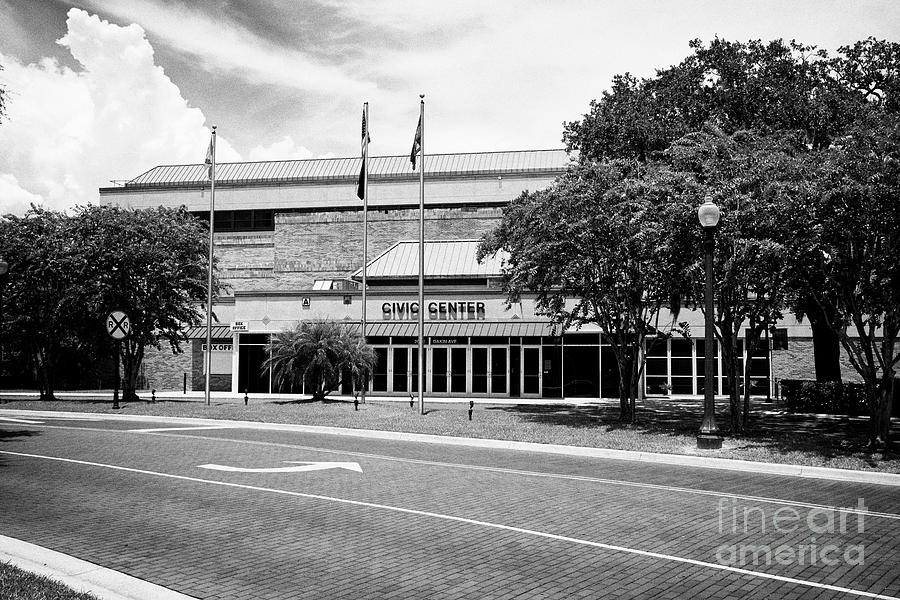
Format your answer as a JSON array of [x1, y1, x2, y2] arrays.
[[0, 535, 197, 600]]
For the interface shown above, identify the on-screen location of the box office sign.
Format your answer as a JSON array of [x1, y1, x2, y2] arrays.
[[201, 344, 233, 352], [382, 301, 486, 320]]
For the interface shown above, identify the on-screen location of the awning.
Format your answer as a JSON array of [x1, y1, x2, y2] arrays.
[[184, 325, 233, 339], [364, 321, 554, 338]]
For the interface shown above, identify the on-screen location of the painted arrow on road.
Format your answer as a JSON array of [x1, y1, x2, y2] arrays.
[[198, 461, 362, 474]]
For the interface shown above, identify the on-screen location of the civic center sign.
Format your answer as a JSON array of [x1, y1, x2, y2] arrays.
[[382, 300, 486, 320]]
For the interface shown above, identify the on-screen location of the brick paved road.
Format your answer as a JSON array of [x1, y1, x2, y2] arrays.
[[0, 412, 898, 599]]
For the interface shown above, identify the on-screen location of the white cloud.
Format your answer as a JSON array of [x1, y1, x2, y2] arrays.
[[247, 136, 314, 162], [0, 173, 44, 215], [0, 8, 240, 214], [81, 0, 375, 96]]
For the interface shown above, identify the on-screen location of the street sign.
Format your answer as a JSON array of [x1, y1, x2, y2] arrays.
[[106, 311, 130, 340]]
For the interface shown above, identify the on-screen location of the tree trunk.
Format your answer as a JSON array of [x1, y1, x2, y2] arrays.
[[36, 347, 57, 401], [742, 328, 763, 430], [719, 319, 743, 434], [870, 375, 894, 449], [121, 341, 143, 402], [616, 352, 635, 423], [804, 299, 842, 382]]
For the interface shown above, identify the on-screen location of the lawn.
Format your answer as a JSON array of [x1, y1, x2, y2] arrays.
[[1, 396, 897, 473], [0, 562, 98, 600]]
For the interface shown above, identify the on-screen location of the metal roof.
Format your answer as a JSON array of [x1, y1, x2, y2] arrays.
[[123, 149, 569, 188], [365, 321, 554, 337], [352, 240, 507, 280], [184, 325, 233, 339]]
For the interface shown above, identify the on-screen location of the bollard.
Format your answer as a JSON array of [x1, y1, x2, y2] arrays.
[[183, 372, 187, 395], [151, 389, 156, 403], [244, 389, 248, 406], [409, 393, 414, 409], [354, 397, 359, 411], [468, 400, 474, 421]]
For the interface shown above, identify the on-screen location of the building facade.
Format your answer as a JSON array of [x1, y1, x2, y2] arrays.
[[100, 150, 849, 399]]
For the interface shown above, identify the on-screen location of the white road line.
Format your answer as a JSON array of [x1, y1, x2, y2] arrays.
[[0, 449, 896, 600], [153, 432, 900, 522], [18, 423, 900, 521], [0, 417, 44, 424], [127, 426, 236, 433]]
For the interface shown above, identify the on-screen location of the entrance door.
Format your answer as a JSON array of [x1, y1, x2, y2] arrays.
[[449, 347, 467, 393], [491, 347, 507, 395], [372, 347, 388, 392], [392, 348, 408, 393], [472, 347, 488, 394], [431, 347, 448, 393], [472, 346, 508, 396], [238, 335, 270, 394], [522, 346, 541, 396]]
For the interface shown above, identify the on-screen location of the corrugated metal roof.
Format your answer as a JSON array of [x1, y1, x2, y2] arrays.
[[123, 149, 569, 188], [353, 240, 506, 279], [184, 325, 233, 339], [364, 321, 553, 337]]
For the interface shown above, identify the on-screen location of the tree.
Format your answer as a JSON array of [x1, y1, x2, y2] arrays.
[[478, 161, 697, 422], [0, 63, 6, 122], [784, 111, 900, 448], [564, 38, 900, 385], [665, 127, 798, 432], [0, 207, 80, 399], [264, 320, 375, 401], [68, 205, 219, 402]]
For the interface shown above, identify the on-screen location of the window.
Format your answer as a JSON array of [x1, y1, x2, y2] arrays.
[[193, 209, 275, 232]]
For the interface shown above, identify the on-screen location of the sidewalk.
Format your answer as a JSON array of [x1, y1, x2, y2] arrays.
[[0, 535, 196, 600], [0, 388, 611, 406]]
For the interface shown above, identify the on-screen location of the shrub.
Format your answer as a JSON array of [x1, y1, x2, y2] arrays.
[[779, 379, 869, 415]]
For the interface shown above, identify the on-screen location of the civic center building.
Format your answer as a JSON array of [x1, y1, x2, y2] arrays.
[[98, 149, 833, 400]]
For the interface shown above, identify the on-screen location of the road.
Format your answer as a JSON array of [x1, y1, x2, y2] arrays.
[[0, 411, 898, 600]]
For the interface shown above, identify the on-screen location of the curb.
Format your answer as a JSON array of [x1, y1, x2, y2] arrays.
[[0, 535, 197, 600], [3, 408, 900, 487]]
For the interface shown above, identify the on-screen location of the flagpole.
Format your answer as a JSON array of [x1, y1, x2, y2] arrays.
[[361, 102, 369, 405], [417, 95, 425, 416], [204, 125, 216, 407]]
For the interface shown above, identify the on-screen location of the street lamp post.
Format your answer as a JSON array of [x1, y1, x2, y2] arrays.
[[697, 198, 723, 450], [0, 257, 8, 397]]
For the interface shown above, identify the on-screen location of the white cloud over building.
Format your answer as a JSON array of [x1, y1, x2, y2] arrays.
[[0, 8, 238, 214]]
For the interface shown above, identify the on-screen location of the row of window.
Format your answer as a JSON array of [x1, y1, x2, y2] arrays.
[[192, 209, 275, 232]]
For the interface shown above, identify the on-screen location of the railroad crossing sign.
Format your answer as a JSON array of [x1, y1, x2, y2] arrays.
[[106, 311, 131, 340]]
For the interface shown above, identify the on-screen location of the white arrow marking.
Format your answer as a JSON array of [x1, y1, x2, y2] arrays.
[[197, 461, 362, 474]]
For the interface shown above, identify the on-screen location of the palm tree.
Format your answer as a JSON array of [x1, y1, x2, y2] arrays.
[[264, 320, 375, 401]]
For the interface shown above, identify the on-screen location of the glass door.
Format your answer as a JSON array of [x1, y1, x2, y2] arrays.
[[392, 347, 408, 393], [491, 347, 507, 396], [472, 347, 488, 394], [450, 347, 467, 393], [372, 347, 388, 392], [522, 346, 541, 396], [431, 347, 448, 393]]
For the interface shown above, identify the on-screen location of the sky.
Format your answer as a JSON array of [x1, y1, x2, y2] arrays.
[[0, 1, 898, 214]]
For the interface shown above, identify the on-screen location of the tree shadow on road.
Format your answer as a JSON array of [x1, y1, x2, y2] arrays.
[[0, 429, 40, 441]]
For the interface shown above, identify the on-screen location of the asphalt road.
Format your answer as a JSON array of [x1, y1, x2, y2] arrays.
[[0, 412, 898, 600]]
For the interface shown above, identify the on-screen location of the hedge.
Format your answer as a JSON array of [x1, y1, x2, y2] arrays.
[[779, 379, 899, 416]]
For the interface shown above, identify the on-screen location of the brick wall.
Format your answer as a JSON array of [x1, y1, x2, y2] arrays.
[[142, 345, 193, 391], [771, 338, 864, 384], [191, 339, 233, 391], [209, 206, 502, 292]]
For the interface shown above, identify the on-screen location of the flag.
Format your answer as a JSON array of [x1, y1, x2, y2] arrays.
[[356, 108, 370, 200], [410, 113, 422, 170], [204, 135, 214, 180]]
